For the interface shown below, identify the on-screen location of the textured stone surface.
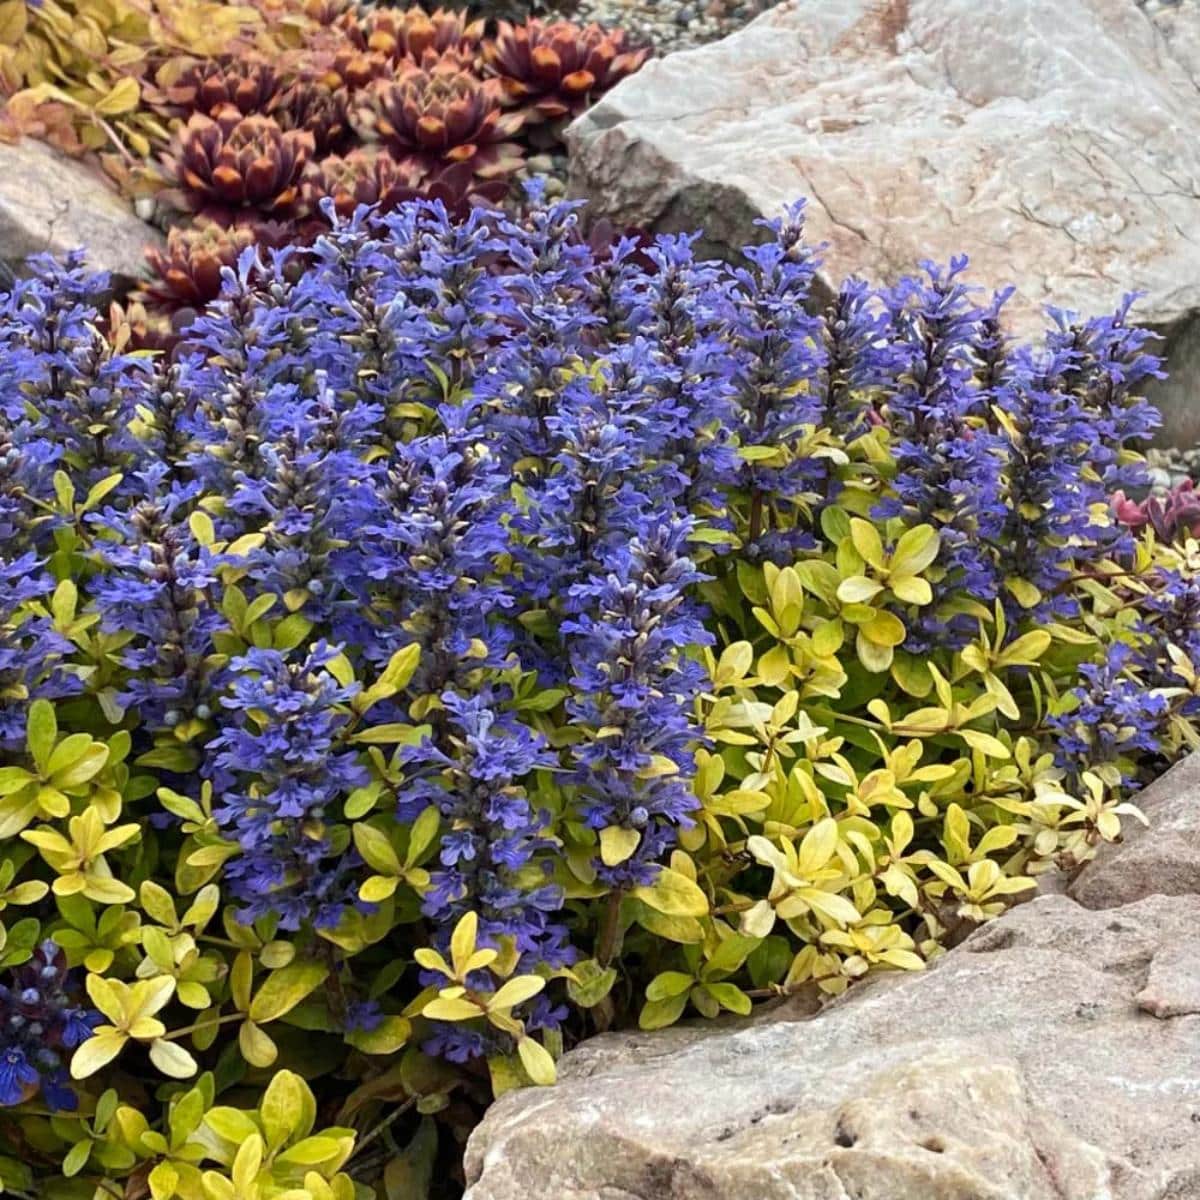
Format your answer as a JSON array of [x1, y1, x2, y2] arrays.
[[0, 138, 159, 287], [567, 0, 1200, 444], [1070, 752, 1200, 909], [466, 855, 1200, 1198]]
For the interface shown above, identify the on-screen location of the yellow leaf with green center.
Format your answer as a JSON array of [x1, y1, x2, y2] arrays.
[[599, 825, 640, 866], [70, 1027, 128, 1078]]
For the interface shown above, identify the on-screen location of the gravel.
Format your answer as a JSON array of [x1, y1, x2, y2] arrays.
[[1146, 446, 1200, 491], [558, 0, 782, 56]]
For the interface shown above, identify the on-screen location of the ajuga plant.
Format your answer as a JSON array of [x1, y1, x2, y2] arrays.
[[0, 193, 1192, 1199]]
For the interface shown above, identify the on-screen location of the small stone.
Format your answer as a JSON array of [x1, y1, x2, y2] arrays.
[[674, 5, 694, 23], [1136, 942, 1200, 1018]]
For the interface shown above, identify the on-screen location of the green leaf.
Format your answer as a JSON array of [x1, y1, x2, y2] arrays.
[[890, 525, 940, 577], [565, 960, 618, 1009], [354, 723, 424, 745], [598, 825, 640, 867], [188, 511, 216, 546], [352, 823, 402, 875], [27, 700, 57, 776], [259, 1069, 303, 1151], [61, 1138, 92, 1178], [379, 643, 421, 691], [204, 1106, 261, 1145], [276, 1136, 346, 1166], [632, 866, 709, 918], [516, 1036, 556, 1085], [703, 982, 752, 1016], [703, 934, 761, 976], [406, 805, 441, 864], [149, 1038, 198, 1079], [248, 962, 330, 1024], [645, 970, 693, 1001], [273, 614, 313, 652], [848, 518, 885, 569], [638, 991, 690, 1031]]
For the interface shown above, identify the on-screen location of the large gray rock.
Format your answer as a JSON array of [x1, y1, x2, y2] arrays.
[[567, 0, 1200, 445], [465, 781, 1200, 1200], [1069, 751, 1200, 910], [0, 138, 160, 288]]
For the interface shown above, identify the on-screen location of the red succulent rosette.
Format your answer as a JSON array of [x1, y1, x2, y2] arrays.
[[360, 56, 523, 181], [358, 6, 484, 68], [270, 80, 353, 155], [483, 18, 650, 123], [303, 149, 507, 220], [140, 217, 260, 311], [161, 111, 315, 215], [151, 54, 283, 119]]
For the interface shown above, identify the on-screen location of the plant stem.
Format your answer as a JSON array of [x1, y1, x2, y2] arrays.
[[165, 1011, 242, 1040], [347, 1097, 416, 1163], [596, 890, 624, 967]]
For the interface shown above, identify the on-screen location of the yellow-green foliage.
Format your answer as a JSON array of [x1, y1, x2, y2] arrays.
[[630, 512, 1169, 1027], [0, 0, 277, 171]]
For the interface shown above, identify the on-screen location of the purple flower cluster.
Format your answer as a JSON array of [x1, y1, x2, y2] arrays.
[[563, 522, 712, 887], [402, 690, 569, 967], [1047, 643, 1170, 786], [207, 644, 368, 929], [0, 941, 99, 1109]]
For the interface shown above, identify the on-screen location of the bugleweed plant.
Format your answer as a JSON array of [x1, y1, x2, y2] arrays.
[[0, 194, 1195, 1198]]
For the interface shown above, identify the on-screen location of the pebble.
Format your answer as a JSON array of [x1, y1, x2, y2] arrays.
[[559, 0, 779, 56], [1146, 446, 1200, 491]]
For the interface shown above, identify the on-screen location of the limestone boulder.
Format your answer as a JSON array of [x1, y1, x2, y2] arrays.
[[465, 892, 1200, 1200], [466, 803, 1200, 1200], [567, 0, 1200, 444], [0, 138, 160, 288]]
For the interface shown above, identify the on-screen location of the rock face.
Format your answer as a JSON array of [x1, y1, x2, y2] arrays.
[[464, 755, 1200, 1200], [567, 0, 1200, 445], [1069, 749, 1200, 909], [0, 138, 160, 288]]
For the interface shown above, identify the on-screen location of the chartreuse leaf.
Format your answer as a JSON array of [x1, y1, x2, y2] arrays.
[[249, 962, 330, 1024]]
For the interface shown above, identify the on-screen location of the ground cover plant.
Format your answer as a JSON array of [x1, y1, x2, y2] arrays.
[[0, 192, 1195, 1198]]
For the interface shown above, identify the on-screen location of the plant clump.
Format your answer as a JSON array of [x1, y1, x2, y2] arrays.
[[0, 195, 1189, 1198], [484, 17, 650, 125], [162, 109, 315, 215], [357, 58, 523, 181]]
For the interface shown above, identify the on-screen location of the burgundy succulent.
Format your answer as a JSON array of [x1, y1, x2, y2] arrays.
[[303, 149, 505, 219], [301, 0, 358, 28], [483, 18, 650, 123], [319, 46, 392, 91], [152, 54, 283, 119], [1113, 479, 1200, 542], [360, 56, 523, 181], [270, 80, 353, 155], [358, 6, 484, 68], [140, 217, 261, 311], [162, 110, 315, 215]]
